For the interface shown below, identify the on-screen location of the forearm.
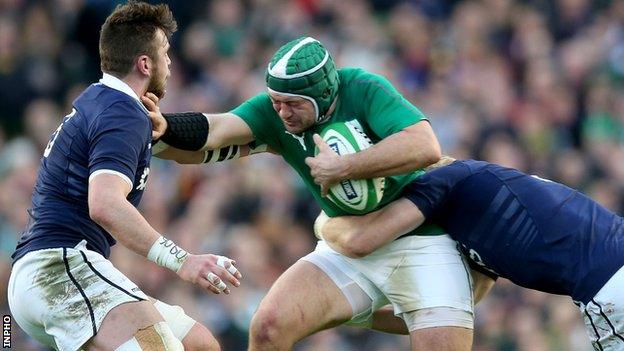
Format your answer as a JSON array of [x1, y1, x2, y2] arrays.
[[156, 146, 206, 164], [340, 122, 440, 180], [154, 142, 268, 164], [321, 198, 426, 258], [158, 112, 254, 151], [92, 198, 161, 257]]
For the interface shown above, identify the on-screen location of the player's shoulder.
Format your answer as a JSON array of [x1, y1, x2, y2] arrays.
[[338, 67, 373, 83], [232, 92, 274, 118], [246, 92, 272, 105], [76, 84, 148, 122], [338, 67, 393, 92]]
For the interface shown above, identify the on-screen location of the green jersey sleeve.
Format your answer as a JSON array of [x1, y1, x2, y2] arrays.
[[230, 93, 284, 153], [346, 69, 427, 138]]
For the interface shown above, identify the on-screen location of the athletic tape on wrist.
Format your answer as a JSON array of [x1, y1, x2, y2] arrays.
[[147, 236, 189, 273]]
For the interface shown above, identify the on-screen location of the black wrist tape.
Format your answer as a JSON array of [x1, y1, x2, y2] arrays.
[[161, 112, 209, 151]]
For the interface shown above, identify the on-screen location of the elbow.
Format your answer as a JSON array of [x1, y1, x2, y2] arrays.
[[342, 243, 373, 258], [89, 203, 109, 226], [323, 232, 374, 258], [337, 232, 375, 258], [423, 143, 441, 166], [88, 196, 116, 227]]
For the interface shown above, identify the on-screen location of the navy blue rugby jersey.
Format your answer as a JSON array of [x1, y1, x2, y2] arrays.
[[403, 160, 624, 304], [12, 74, 152, 261]]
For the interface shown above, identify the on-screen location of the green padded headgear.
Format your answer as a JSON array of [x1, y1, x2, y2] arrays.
[[266, 37, 340, 124]]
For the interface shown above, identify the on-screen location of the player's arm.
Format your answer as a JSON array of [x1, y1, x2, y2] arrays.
[[305, 72, 440, 194], [88, 173, 242, 294], [155, 142, 271, 164], [142, 92, 254, 153], [315, 197, 426, 258], [338, 121, 440, 178], [307, 123, 439, 195]]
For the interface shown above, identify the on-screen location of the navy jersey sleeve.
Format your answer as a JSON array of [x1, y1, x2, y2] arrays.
[[88, 102, 150, 184], [401, 161, 471, 218]]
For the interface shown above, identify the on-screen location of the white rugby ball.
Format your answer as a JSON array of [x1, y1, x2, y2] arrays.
[[316, 121, 385, 214]]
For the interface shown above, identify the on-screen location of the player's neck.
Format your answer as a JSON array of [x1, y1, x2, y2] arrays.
[[119, 72, 150, 99]]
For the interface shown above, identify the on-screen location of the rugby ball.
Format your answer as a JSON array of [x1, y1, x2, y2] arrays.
[[316, 121, 385, 214]]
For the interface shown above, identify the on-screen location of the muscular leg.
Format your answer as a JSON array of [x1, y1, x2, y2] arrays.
[[150, 297, 220, 351], [410, 327, 472, 351], [371, 306, 409, 335], [370, 306, 473, 351], [181, 323, 220, 351], [248, 260, 354, 351], [85, 300, 181, 350]]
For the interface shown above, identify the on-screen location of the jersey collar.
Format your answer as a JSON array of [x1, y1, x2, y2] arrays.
[[99, 73, 141, 103]]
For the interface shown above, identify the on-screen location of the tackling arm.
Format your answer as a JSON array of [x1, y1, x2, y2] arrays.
[[316, 198, 426, 258]]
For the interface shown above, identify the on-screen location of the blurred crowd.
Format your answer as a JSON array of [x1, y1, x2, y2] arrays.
[[2, 0, 622, 349]]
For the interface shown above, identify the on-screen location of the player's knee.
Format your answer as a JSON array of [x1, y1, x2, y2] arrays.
[[182, 325, 220, 351], [115, 322, 183, 351], [184, 337, 220, 351], [249, 307, 283, 346]]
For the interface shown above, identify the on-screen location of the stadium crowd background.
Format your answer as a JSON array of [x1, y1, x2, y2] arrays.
[[0, 0, 621, 349]]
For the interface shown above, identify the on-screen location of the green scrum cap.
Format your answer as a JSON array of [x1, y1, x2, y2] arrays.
[[266, 37, 340, 123]]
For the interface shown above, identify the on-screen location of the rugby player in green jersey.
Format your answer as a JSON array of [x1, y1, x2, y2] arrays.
[[144, 37, 476, 351]]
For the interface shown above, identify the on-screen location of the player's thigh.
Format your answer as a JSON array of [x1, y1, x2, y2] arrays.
[[8, 256, 59, 350], [353, 235, 474, 318], [251, 260, 353, 338], [579, 264, 624, 351], [8, 243, 154, 351]]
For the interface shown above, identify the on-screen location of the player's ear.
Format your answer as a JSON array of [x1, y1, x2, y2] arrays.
[[136, 54, 151, 76]]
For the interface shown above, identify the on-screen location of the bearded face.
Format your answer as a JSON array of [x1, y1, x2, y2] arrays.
[[146, 28, 171, 99], [147, 61, 167, 99]]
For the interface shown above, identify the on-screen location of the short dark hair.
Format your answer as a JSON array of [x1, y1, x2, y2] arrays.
[[99, 1, 177, 77]]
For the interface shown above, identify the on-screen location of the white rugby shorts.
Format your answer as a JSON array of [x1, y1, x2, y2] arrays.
[[578, 264, 624, 351], [8, 240, 195, 351], [301, 234, 474, 329]]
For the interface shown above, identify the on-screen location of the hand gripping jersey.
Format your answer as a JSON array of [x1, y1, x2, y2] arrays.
[[12, 78, 152, 262], [232, 67, 443, 235], [403, 160, 624, 304]]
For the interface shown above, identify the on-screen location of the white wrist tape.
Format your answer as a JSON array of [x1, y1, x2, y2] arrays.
[[147, 236, 189, 273]]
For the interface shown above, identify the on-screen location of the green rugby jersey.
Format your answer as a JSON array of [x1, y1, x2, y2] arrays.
[[232, 68, 443, 235]]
